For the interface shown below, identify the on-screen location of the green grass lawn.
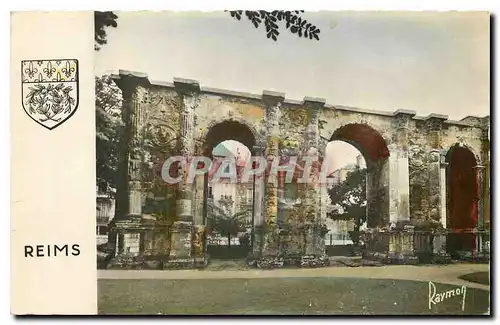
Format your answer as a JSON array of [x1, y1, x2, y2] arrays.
[[98, 277, 490, 315], [458, 272, 490, 285]]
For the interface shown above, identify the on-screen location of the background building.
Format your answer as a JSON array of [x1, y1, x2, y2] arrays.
[[324, 154, 366, 248]]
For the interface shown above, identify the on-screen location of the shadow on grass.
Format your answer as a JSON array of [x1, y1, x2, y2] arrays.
[[98, 277, 490, 315], [458, 272, 489, 285]]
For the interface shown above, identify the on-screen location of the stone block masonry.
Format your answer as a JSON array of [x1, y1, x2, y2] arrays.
[[105, 70, 489, 269]]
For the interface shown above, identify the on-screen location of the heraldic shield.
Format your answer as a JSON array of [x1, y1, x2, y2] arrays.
[[22, 59, 79, 130]]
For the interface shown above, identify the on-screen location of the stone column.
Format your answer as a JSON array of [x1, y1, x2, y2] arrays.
[[473, 165, 485, 229], [425, 114, 448, 226], [425, 114, 450, 263], [318, 140, 329, 237], [439, 153, 448, 228], [165, 78, 201, 269], [252, 143, 266, 256], [303, 97, 326, 259], [478, 119, 490, 231], [261, 90, 284, 258], [389, 110, 414, 224], [315, 149, 327, 257], [429, 153, 452, 263], [112, 74, 149, 221], [481, 160, 490, 230]]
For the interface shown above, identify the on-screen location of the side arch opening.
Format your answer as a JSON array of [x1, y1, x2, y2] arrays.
[[445, 144, 478, 253], [328, 123, 390, 229]]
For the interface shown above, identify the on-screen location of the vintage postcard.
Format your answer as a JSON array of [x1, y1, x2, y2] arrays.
[[11, 10, 490, 315]]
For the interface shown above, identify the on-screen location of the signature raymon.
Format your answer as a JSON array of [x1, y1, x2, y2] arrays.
[[428, 281, 467, 311]]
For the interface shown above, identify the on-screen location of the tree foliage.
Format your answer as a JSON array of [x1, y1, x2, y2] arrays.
[[207, 195, 249, 248], [328, 166, 367, 230], [94, 10, 320, 50], [95, 11, 118, 51], [96, 75, 123, 192], [228, 10, 320, 41]]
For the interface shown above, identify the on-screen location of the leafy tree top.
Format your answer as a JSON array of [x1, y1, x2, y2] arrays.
[[94, 10, 320, 50], [95, 11, 118, 51], [228, 10, 320, 41], [328, 166, 367, 224]]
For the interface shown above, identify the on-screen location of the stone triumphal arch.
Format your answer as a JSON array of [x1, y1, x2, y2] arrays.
[[107, 70, 490, 268]]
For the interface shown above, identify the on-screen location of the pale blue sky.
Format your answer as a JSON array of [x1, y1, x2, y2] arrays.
[[96, 11, 489, 170]]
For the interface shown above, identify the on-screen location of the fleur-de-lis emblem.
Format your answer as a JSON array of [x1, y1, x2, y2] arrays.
[[53, 71, 63, 82], [43, 61, 56, 78], [24, 61, 38, 78], [61, 60, 75, 78], [22, 59, 79, 130]]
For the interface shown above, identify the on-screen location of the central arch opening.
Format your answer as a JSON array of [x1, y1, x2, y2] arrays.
[[324, 140, 366, 254], [203, 121, 255, 157], [197, 121, 256, 259], [326, 123, 390, 235]]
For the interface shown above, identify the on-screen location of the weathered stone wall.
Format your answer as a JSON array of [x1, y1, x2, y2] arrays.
[[404, 116, 487, 227], [111, 70, 489, 266], [194, 92, 266, 155], [138, 85, 181, 221]]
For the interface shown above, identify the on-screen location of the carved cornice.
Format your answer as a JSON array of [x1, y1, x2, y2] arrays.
[[111, 70, 150, 99], [173, 77, 201, 95], [425, 114, 448, 131], [303, 97, 325, 124], [303, 96, 326, 109], [393, 109, 416, 129], [262, 90, 285, 107]]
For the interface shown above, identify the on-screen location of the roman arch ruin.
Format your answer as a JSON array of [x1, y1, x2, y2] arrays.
[[108, 70, 490, 268]]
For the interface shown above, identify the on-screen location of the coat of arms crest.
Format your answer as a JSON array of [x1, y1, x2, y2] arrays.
[[22, 59, 79, 130]]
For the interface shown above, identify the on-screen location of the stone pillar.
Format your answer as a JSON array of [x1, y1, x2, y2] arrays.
[[389, 110, 416, 223], [314, 150, 327, 257], [478, 119, 490, 230], [432, 156, 451, 263], [165, 78, 201, 269], [303, 97, 326, 258], [473, 165, 485, 230], [112, 74, 149, 221], [425, 114, 450, 263], [482, 160, 490, 231], [261, 90, 284, 258], [428, 149, 443, 225], [252, 143, 266, 257], [389, 110, 414, 224], [128, 161, 142, 217], [439, 153, 448, 228], [385, 110, 416, 264], [318, 140, 329, 239], [425, 114, 448, 226]]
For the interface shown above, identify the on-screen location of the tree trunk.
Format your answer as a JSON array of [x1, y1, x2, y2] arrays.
[[228, 233, 231, 249]]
